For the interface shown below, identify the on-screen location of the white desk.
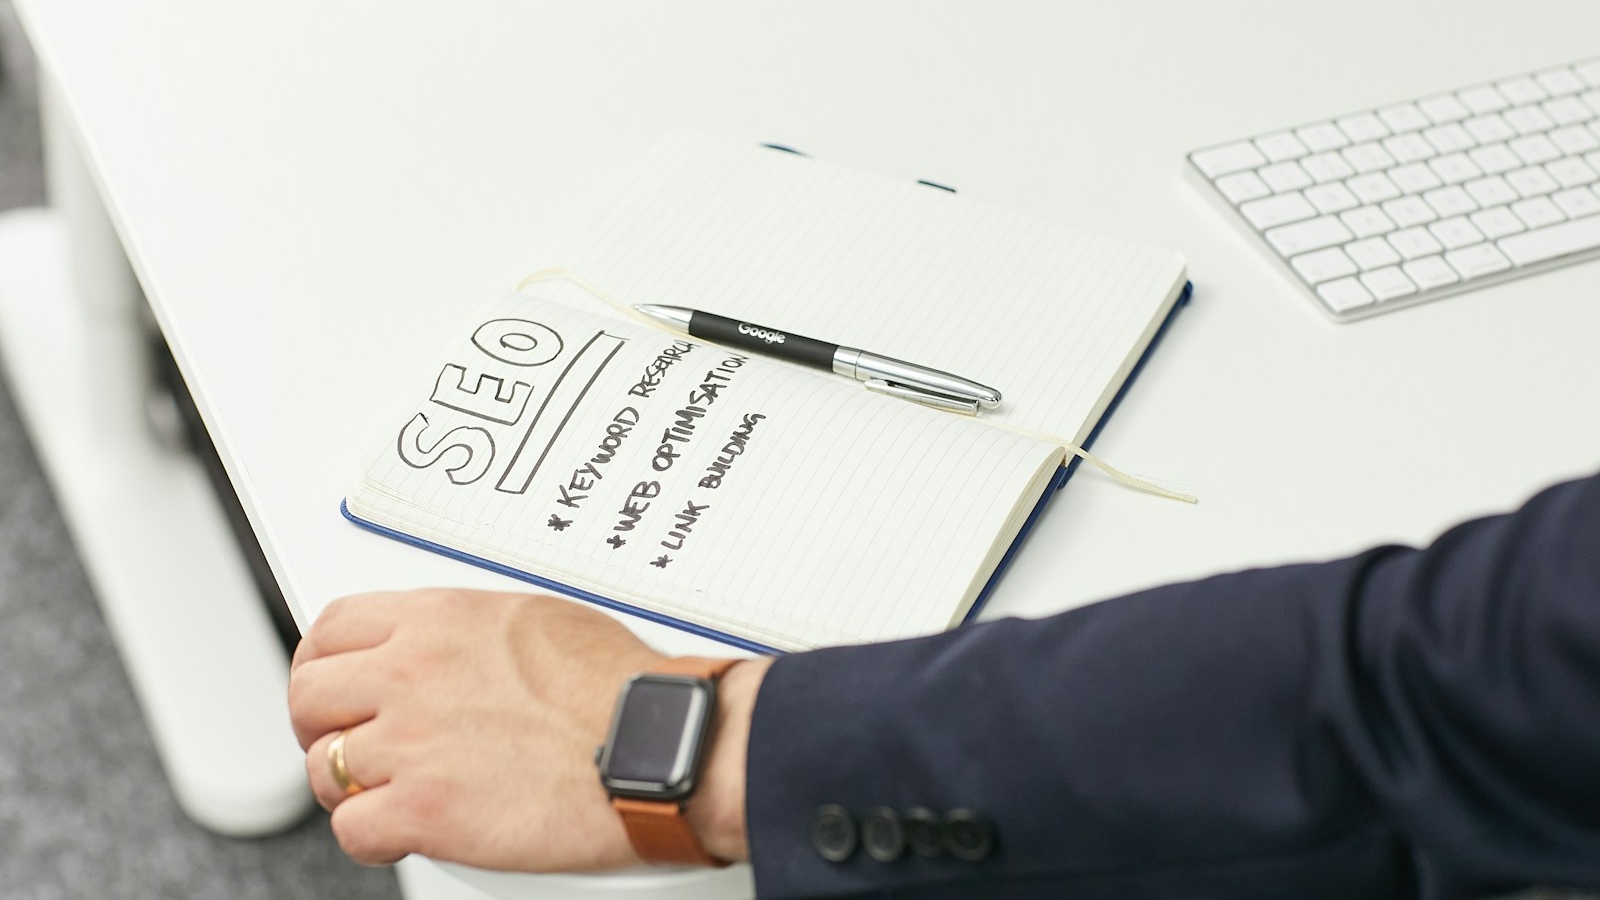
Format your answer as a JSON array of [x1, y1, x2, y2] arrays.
[[9, 2, 1600, 897]]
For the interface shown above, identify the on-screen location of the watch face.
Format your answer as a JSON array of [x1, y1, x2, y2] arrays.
[[599, 674, 713, 800]]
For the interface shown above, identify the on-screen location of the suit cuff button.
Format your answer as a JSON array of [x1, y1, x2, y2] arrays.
[[942, 808, 994, 861], [861, 807, 905, 862], [902, 807, 943, 858], [809, 805, 857, 862]]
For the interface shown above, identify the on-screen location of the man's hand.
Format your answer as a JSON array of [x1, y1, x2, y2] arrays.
[[286, 589, 765, 871]]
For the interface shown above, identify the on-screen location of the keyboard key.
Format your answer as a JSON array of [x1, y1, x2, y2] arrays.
[[1551, 186, 1600, 218], [1241, 192, 1317, 229], [1390, 162, 1444, 194], [1290, 247, 1359, 284], [1423, 123, 1475, 154], [1389, 226, 1445, 259], [1469, 143, 1523, 174], [1346, 236, 1402, 270], [1342, 141, 1396, 173], [1511, 196, 1566, 229], [1463, 113, 1516, 144], [1360, 266, 1418, 300], [1303, 182, 1360, 213], [1428, 153, 1482, 184], [1465, 173, 1510, 206], [1301, 151, 1356, 183], [1378, 103, 1431, 133], [1255, 131, 1310, 162], [1445, 243, 1513, 278], [1348, 172, 1401, 204], [1582, 91, 1600, 118], [1544, 96, 1594, 126], [1510, 134, 1562, 165], [1267, 215, 1355, 255], [1498, 212, 1600, 265], [1505, 104, 1556, 135], [1343, 204, 1399, 237], [1317, 276, 1375, 312], [1547, 157, 1597, 187], [1498, 76, 1548, 106], [1470, 205, 1526, 239], [1507, 166, 1560, 197], [1460, 84, 1511, 114], [1193, 141, 1268, 178], [1402, 255, 1461, 289], [1423, 186, 1477, 218], [1550, 125, 1600, 156], [1297, 122, 1350, 152], [1260, 161, 1313, 192], [1419, 94, 1471, 124], [1536, 68, 1586, 97], [1336, 113, 1389, 143], [1429, 216, 1486, 249], [1215, 171, 1272, 204], [1381, 196, 1437, 228], [1464, 175, 1520, 208], [1578, 59, 1600, 89], [1383, 133, 1437, 164]]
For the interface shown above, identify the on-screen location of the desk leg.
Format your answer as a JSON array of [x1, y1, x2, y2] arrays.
[[0, 78, 312, 836]]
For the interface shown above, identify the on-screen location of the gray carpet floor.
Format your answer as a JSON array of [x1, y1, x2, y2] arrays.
[[0, 5, 401, 898]]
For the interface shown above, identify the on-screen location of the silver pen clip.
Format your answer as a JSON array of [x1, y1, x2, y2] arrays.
[[863, 379, 981, 415]]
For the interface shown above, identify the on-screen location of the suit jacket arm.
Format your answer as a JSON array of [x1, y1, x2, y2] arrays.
[[745, 473, 1600, 899]]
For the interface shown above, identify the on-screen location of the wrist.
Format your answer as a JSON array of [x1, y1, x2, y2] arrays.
[[685, 657, 771, 863]]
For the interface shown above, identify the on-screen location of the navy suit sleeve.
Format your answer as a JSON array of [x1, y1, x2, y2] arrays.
[[745, 473, 1600, 900]]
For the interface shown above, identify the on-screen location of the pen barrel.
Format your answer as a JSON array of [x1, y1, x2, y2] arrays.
[[687, 312, 837, 370]]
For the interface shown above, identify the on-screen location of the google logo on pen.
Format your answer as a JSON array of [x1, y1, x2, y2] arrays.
[[737, 323, 787, 344]]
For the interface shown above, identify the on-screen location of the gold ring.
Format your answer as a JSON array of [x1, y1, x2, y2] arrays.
[[328, 729, 365, 796]]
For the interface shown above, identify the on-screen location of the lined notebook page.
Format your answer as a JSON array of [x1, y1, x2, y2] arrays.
[[350, 282, 1064, 651], [558, 131, 1188, 444]]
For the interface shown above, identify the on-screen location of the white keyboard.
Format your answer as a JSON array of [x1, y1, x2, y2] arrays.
[[1189, 58, 1600, 321]]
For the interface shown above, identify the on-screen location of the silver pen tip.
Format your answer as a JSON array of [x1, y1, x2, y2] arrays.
[[633, 304, 692, 330]]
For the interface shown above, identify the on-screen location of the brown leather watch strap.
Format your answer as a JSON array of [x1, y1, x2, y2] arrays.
[[612, 657, 739, 867], [614, 797, 729, 867]]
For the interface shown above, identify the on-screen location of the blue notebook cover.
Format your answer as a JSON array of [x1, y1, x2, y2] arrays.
[[343, 281, 1192, 655]]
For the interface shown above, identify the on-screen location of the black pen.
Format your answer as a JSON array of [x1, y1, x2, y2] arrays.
[[632, 305, 1002, 413]]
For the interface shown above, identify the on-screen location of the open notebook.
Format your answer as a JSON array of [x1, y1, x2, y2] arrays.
[[344, 133, 1190, 653]]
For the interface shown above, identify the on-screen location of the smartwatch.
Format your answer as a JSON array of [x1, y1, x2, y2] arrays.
[[596, 656, 739, 866]]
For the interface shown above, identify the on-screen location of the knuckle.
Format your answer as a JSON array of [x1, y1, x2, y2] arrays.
[[308, 600, 345, 642], [305, 754, 338, 812], [386, 710, 435, 746], [285, 670, 312, 714], [289, 635, 316, 669], [382, 652, 423, 688], [330, 808, 387, 864], [397, 776, 454, 834], [429, 587, 472, 612]]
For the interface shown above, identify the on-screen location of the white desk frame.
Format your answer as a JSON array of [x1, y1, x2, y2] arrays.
[[0, 81, 309, 836]]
